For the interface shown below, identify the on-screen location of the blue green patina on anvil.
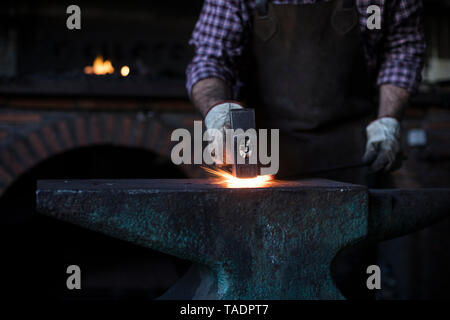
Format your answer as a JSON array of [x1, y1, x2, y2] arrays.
[[36, 179, 450, 300]]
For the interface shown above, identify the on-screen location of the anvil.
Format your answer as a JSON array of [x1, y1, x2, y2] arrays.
[[36, 179, 450, 299]]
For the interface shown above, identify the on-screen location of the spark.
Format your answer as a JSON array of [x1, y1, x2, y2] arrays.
[[202, 166, 274, 188]]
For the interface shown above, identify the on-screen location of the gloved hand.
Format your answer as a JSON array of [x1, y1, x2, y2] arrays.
[[204, 102, 243, 165], [363, 117, 401, 173]]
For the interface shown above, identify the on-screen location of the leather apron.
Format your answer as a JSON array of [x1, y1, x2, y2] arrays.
[[248, 0, 377, 184]]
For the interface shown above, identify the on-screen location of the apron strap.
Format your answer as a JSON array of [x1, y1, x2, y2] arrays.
[[256, 0, 268, 18]]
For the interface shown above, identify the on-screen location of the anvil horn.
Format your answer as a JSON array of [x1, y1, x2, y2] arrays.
[[368, 189, 450, 243]]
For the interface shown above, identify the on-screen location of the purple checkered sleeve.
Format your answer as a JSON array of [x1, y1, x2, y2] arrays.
[[186, 0, 249, 98], [186, 0, 426, 97], [375, 0, 426, 92]]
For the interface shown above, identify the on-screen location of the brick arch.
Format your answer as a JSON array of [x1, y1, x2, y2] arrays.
[[0, 113, 190, 197]]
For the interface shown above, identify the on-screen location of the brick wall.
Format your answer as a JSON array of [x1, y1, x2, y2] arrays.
[[0, 98, 203, 196]]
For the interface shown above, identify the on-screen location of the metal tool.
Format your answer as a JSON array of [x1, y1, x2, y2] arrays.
[[300, 161, 370, 177], [230, 109, 259, 178], [294, 154, 408, 178]]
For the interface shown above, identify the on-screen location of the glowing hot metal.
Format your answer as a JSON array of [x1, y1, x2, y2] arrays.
[[203, 167, 273, 188]]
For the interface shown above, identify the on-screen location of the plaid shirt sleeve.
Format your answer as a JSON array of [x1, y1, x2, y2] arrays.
[[186, 0, 249, 98], [376, 0, 426, 93]]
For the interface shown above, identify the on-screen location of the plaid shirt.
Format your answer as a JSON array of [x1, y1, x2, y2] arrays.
[[186, 0, 426, 98]]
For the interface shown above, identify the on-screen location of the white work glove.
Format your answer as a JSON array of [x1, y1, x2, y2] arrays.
[[204, 102, 243, 165], [363, 117, 401, 173]]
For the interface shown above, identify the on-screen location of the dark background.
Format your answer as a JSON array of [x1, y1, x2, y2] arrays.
[[0, 0, 449, 300]]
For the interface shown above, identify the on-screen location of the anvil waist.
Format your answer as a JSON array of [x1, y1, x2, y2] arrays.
[[247, 0, 376, 182]]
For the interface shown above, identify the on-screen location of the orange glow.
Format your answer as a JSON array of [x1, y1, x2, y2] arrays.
[[84, 55, 115, 75], [203, 166, 274, 188], [120, 66, 130, 77]]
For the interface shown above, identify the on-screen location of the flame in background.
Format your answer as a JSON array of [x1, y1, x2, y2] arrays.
[[84, 55, 115, 75], [202, 166, 273, 188]]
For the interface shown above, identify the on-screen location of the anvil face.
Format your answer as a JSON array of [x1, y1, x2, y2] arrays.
[[37, 179, 368, 300]]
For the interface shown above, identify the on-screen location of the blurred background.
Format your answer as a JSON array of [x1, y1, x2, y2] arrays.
[[0, 0, 449, 300]]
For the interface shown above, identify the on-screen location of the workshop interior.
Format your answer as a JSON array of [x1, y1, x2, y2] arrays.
[[0, 0, 449, 302]]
